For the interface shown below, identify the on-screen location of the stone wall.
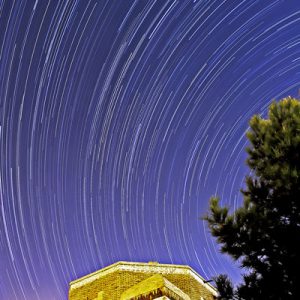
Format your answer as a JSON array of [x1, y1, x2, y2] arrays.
[[69, 262, 217, 300]]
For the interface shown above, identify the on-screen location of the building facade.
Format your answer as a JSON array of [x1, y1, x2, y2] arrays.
[[69, 261, 218, 300]]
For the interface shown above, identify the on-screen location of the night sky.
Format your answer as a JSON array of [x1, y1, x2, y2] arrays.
[[1, 1, 300, 299]]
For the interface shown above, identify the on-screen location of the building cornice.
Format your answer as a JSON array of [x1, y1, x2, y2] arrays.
[[69, 261, 217, 296]]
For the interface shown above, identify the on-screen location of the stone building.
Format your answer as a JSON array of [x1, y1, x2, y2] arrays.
[[69, 261, 218, 300]]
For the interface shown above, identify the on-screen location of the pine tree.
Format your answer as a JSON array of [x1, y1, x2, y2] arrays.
[[214, 274, 234, 300], [204, 97, 300, 300]]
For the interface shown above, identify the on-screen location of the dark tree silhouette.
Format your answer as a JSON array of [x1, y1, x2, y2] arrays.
[[214, 274, 234, 300], [204, 97, 300, 300]]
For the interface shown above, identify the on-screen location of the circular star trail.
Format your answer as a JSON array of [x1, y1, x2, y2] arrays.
[[1, 1, 300, 299]]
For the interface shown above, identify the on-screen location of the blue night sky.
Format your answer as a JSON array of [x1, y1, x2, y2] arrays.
[[1, 1, 300, 299]]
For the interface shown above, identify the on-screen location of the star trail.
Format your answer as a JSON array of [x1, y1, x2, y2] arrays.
[[1, 1, 300, 299]]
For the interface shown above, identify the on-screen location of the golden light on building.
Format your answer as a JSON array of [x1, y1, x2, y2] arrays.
[[69, 261, 218, 300]]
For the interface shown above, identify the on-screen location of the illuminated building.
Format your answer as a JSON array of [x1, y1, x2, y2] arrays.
[[69, 261, 218, 299]]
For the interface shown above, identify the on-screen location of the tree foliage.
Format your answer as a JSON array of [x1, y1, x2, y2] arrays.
[[204, 97, 300, 299], [214, 274, 235, 300]]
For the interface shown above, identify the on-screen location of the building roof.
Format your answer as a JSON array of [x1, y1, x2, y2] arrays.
[[69, 261, 217, 300]]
